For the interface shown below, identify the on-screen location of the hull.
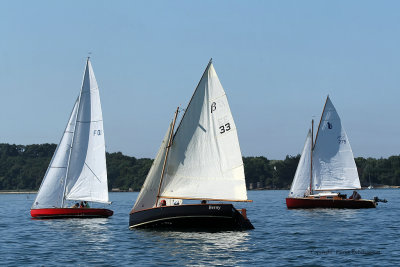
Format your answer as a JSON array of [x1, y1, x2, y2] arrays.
[[129, 204, 254, 230], [286, 197, 376, 209], [30, 208, 113, 219]]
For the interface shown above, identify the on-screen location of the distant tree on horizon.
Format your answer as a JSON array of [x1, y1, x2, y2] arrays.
[[0, 143, 398, 191]]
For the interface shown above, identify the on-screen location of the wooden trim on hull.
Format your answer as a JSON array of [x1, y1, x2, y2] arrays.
[[286, 198, 376, 209], [129, 204, 254, 230], [30, 208, 113, 219]]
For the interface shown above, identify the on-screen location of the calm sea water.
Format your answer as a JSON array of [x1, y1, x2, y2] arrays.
[[0, 189, 398, 266]]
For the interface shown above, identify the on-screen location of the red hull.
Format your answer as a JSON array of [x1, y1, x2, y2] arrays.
[[30, 208, 113, 219], [286, 198, 376, 209]]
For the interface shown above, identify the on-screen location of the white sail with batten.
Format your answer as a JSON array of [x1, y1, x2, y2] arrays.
[[132, 122, 174, 212], [289, 130, 312, 197], [159, 62, 248, 201], [32, 99, 79, 209], [65, 59, 109, 203], [312, 97, 361, 191]]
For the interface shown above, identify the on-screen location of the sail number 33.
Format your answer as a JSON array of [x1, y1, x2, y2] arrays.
[[219, 123, 231, 134]]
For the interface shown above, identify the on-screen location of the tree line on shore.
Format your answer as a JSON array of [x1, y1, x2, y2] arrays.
[[0, 143, 399, 191]]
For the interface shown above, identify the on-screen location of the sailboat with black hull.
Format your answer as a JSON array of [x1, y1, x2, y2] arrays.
[[31, 58, 113, 218], [286, 96, 377, 209], [129, 60, 254, 230]]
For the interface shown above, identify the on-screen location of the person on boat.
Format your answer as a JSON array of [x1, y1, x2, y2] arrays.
[[201, 200, 207, 204], [160, 200, 167, 206], [79, 201, 84, 208], [84, 201, 90, 208], [349, 191, 361, 200], [71, 203, 79, 208]]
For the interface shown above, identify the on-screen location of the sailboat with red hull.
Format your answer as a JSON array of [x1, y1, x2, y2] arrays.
[[31, 58, 113, 218], [129, 60, 253, 230], [286, 96, 377, 209]]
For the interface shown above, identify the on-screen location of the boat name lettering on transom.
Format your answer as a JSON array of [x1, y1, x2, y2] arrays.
[[211, 102, 217, 113], [209, 205, 221, 210], [93, 130, 102, 136], [219, 123, 231, 134]]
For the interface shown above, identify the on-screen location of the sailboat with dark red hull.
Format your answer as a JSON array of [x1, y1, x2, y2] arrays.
[[286, 96, 378, 209], [31, 58, 113, 218], [129, 60, 253, 230]]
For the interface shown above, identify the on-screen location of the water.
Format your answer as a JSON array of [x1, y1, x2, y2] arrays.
[[0, 189, 398, 266]]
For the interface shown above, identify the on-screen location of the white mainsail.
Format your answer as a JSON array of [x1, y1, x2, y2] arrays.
[[312, 96, 361, 191], [159, 61, 248, 201], [32, 99, 79, 209], [132, 122, 174, 212], [288, 130, 312, 197], [33, 59, 109, 208], [65, 59, 109, 203]]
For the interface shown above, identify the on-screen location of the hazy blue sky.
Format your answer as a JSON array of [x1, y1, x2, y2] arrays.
[[1, 1, 399, 159]]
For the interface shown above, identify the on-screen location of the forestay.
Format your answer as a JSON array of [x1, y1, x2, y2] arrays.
[[312, 97, 361, 191], [159, 62, 248, 201], [65, 59, 109, 203], [32, 99, 79, 209], [289, 130, 312, 197]]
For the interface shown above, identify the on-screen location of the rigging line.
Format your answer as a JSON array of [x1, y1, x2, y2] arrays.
[[84, 162, 102, 183]]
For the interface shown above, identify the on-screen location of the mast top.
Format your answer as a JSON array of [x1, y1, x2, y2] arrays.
[[87, 52, 92, 62]]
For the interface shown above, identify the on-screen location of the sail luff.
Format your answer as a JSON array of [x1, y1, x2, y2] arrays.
[[288, 129, 312, 197], [310, 119, 314, 195], [32, 98, 79, 209], [313, 95, 329, 150], [172, 60, 213, 140], [155, 107, 180, 206], [61, 60, 88, 208], [131, 122, 174, 212]]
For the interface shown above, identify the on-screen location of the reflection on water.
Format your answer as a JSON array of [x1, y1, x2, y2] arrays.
[[43, 218, 111, 244], [296, 208, 360, 221], [135, 230, 250, 266]]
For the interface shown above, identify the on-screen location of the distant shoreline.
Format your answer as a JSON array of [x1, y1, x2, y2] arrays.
[[1, 185, 399, 194]]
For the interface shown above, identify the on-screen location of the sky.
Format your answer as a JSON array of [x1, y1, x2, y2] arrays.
[[0, 0, 399, 159]]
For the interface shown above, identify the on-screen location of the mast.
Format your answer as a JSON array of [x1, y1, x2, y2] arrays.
[[156, 107, 180, 206], [61, 58, 88, 208], [309, 119, 314, 196]]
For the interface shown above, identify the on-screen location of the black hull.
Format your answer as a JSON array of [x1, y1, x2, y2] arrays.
[[129, 204, 254, 231]]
